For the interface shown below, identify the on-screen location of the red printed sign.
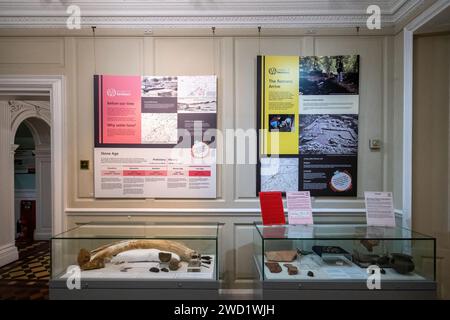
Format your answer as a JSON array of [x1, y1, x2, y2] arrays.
[[259, 192, 286, 225]]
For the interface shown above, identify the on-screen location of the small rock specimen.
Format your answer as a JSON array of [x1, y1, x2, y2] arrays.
[[390, 253, 415, 274], [161, 268, 169, 272], [159, 252, 172, 263], [265, 262, 282, 273], [307, 271, 314, 277], [201, 256, 212, 261], [77, 248, 91, 266], [283, 263, 298, 275], [120, 267, 132, 272], [149, 267, 160, 273], [169, 258, 181, 271]]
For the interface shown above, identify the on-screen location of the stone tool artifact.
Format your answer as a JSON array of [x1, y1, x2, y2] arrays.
[[283, 263, 298, 275], [265, 262, 282, 273]]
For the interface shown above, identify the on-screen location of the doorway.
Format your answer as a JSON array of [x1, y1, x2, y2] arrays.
[[0, 76, 64, 268], [13, 115, 52, 241]]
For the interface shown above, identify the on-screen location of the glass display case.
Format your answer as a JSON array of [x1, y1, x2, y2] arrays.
[[253, 223, 436, 300], [50, 222, 219, 300]]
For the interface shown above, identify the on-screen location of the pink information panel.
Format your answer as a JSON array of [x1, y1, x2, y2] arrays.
[[94, 74, 218, 198], [96, 75, 142, 145]]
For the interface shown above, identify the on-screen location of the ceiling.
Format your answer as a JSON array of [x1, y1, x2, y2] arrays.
[[416, 5, 450, 34], [0, 0, 427, 29]]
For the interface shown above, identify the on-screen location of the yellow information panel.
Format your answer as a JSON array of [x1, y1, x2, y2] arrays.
[[258, 54, 360, 197], [261, 56, 299, 155]]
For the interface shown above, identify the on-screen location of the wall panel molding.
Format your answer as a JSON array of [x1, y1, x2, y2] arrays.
[[0, 38, 64, 66]]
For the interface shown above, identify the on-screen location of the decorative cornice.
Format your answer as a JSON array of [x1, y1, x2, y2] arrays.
[[393, 0, 423, 20], [0, 14, 400, 29], [0, 1, 414, 16], [0, 0, 424, 29]]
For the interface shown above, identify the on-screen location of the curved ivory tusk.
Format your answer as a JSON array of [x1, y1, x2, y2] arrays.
[[78, 239, 198, 270]]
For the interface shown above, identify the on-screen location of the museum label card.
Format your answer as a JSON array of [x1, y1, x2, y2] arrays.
[[259, 192, 285, 225], [286, 191, 313, 225], [287, 224, 314, 238], [364, 192, 395, 227]]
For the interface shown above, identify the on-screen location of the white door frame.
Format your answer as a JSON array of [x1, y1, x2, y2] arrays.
[[0, 75, 65, 237], [402, 0, 450, 229]]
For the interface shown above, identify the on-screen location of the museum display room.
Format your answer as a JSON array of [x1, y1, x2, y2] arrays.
[[0, 0, 449, 301]]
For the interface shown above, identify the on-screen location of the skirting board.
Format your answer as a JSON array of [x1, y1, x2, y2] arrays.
[[0, 243, 19, 267]]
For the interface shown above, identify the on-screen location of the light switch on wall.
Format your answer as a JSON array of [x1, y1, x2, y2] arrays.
[[80, 160, 90, 170], [369, 139, 382, 150]]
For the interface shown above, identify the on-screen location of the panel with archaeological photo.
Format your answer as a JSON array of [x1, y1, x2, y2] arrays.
[[269, 114, 295, 132], [141, 76, 178, 144], [141, 76, 178, 98], [299, 55, 359, 95], [141, 113, 178, 144], [299, 114, 358, 155], [260, 157, 299, 192], [177, 75, 217, 113]]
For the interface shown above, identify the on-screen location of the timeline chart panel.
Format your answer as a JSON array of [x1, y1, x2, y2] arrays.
[[94, 148, 216, 198]]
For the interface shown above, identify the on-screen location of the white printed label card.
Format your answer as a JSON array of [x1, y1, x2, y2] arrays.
[[286, 191, 313, 225], [364, 191, 395, 227]]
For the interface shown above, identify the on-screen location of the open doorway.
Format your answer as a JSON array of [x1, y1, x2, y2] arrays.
[[0, 76, 64, 269], [13, 115, 52, 242]]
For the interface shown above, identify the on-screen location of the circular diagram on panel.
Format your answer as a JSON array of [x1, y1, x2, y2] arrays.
[[191, 141, 210, 159], [329, 170, 352, 192]]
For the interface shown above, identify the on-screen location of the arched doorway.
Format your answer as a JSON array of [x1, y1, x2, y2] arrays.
[[0, 76, 64, 269], [13, 117, 52, 241], [0, 99, 52, 267]]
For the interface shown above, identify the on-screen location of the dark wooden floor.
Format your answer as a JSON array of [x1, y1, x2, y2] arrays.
[[0, 241, 49, 300]]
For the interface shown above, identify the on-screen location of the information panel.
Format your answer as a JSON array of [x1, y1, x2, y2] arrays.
[[258, 55, 359, 196], [94, 75, 217, 198]]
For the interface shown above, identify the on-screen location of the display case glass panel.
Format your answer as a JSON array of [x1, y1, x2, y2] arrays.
[[253, 223, 435, 282], [52, 222, 218, 281]]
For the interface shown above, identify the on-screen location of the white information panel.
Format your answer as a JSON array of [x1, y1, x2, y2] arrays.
[[94, 148, 216, 198]]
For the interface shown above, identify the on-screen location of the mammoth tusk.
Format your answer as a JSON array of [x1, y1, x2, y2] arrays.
[[77, 239, 198, 270]]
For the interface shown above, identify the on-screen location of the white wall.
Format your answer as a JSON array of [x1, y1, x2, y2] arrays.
[[0, 33, 404, 286], [413, 33, 450, 299], [62, 35, 398, 209]]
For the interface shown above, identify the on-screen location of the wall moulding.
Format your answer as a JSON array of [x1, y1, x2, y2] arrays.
[[0, 0, 424, 29]]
